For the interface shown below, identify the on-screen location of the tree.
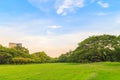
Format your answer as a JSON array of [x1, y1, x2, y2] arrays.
[[0, 44, 51, 64], [69, 35, 120, 63], [58, 50, 72, 62], [0, 52, 12, 64], [14, 46, 29, 54], [0, 44, 32, 64], [31, 51, 50, 63]]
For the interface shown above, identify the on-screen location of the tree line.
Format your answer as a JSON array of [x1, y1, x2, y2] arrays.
[[0, 34, 120, 64], [57, 35, 120, 63], [0, 45, 52, 64]]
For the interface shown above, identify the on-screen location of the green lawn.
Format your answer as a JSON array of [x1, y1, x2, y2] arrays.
[[0, 62, 120, 80]]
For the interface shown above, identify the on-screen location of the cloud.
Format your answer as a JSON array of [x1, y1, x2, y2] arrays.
[[48, 25, 62, 29], [46, 25, 62, 35], [97, 0, 109, 8], [28, 0, 55, 12], [95, 12, 110, 16], [28, 0, 94, 16], [55, 0, 85, 16], [28, 0, 110, 16]]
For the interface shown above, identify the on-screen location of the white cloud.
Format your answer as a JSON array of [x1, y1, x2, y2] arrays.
[[28, 0, 86, 16], [28, 0, 110, 16], [48, 25, 62, 29], [97, 0, 109, 8], [56, 0, 85, 15], [46, 25, 62, 35]]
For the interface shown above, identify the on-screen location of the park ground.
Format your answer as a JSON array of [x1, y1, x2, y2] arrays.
[[0, 62, 120, 80]]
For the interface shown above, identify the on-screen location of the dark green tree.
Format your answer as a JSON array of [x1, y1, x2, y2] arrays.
[[69, 35, 120, 63], [58, 50, 72, 62]]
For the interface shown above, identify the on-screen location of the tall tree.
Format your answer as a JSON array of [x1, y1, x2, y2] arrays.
[[70, 35, 120, 63]]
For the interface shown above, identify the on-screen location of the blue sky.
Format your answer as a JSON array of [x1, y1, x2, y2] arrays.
[[0, 0, 120, 57]]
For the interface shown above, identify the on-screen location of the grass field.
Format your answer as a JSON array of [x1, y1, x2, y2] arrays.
[[0, 62, 120, 80]]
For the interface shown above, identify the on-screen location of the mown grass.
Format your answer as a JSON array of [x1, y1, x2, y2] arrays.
[[0, 62, 120, 80]]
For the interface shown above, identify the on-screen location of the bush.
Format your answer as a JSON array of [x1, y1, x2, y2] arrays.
[[12, 57, 34, 64]]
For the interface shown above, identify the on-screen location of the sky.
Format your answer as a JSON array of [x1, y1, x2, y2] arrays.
[[0, 0, 120, 57]]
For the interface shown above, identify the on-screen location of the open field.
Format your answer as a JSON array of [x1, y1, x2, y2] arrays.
[[0, 62, 120, 80]]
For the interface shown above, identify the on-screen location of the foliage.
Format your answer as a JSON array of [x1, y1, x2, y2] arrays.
[[31, 51, 50, 63], [0, 45, 51, 64], [69, 34, 120, 63], [58, 50, 72, 62], [0, 52, 12, 64], [12, 57, 34, 64]]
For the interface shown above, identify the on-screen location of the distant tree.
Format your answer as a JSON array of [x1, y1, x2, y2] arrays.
[[0, 44, 51, 64], [48, 57, 59, 63], [14, 46, 29, 54], [31, 51, 50, 63], [58, 50, 72, 62], [0, 44, 31, 64]]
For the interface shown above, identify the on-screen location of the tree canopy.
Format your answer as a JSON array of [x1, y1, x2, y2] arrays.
[[31, 51, 50, 63], [0, 45, 51, 64], [57, 35, 120, 63], [68, 35, 120, 63]]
